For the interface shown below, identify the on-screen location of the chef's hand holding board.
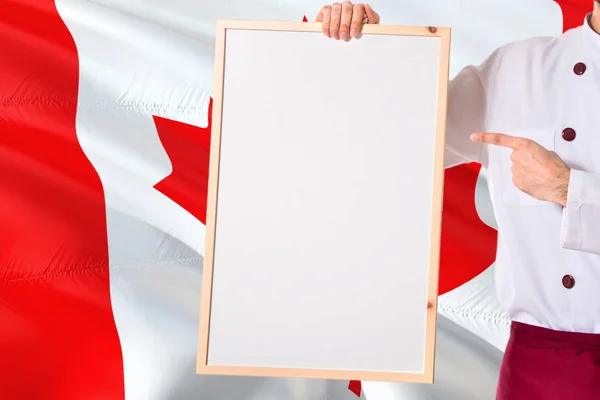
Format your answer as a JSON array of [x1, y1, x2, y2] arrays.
[[316, 1, 380, 39]]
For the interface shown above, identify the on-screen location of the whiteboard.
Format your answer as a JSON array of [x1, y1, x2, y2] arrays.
[[197, 20, 450, 384]]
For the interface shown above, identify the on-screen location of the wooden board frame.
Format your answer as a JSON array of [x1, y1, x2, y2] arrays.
[[197, 19, 451, 384]]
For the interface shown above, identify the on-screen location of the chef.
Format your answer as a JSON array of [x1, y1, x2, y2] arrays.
[[315, 2, 600, 399]]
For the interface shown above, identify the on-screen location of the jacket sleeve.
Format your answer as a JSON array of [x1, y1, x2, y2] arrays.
[[444, 48, 503, 168], [560, 169, 600, 255]]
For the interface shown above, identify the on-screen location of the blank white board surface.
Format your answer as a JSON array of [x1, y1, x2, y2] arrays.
[[198, 20, 451, 384]]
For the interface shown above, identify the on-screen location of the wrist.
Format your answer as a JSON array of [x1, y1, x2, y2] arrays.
[[553, 168, 571, 207]]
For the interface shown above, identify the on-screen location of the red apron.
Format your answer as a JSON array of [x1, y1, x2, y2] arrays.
[[496, 321, 600, 400]]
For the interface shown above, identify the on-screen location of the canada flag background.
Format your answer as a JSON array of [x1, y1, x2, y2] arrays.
[[0, 0, 591, 399]]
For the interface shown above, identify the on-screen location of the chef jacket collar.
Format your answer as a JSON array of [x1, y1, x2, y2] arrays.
[[582, 12, 600, 56]]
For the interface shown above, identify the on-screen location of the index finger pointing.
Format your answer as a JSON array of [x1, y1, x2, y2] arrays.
[[470, 132, 519, 149]]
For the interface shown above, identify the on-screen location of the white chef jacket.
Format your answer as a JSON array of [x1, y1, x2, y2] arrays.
[[446, 13, 600, 333]]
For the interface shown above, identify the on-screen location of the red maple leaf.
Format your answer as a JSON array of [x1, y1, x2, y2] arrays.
[[348, 380, 362, 397], [153, 98, 212, 224], [554, 0, 590, 32], [438, 163, 497, 295]]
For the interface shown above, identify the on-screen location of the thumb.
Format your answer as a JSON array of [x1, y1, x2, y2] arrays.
[[364, 4, 380, 23]]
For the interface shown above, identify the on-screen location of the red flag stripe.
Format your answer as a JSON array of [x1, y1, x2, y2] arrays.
[[0, 1, 124, 399]]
